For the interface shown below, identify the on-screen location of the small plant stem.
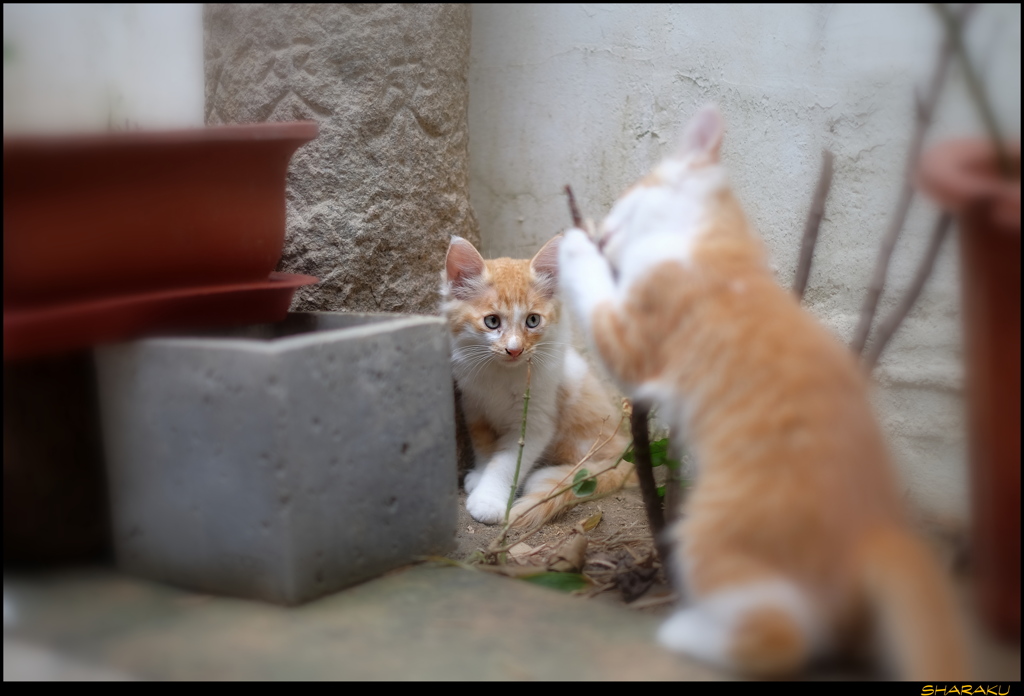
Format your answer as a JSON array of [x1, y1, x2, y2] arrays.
[[793, 150, 835, 301], [933, 4, 1012, 178], [864, 213, 954, 371], [850, 3, 970, 357], [489, 412, 631, 555], [630, 404, 672, 563], [505, 358, 533, 523]]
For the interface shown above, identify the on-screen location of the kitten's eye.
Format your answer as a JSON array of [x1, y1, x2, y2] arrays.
[[526, 314, 541, 328], [483, 314, 501, 330]]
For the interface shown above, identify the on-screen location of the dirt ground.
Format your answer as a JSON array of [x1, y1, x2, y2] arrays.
[[448, 475, 679, 616], [442, 478, 1002, 681], [445, 473, 971, 621]]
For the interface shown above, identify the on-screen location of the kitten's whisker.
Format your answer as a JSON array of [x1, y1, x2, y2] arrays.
[[463, 354, 495, 380]]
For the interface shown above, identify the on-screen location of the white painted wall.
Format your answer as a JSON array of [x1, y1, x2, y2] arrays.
[[3, 4, 204, 134], [468, 4, 1021, 525]]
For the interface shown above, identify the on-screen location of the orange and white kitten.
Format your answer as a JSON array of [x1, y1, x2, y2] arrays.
[[558, 106, 966, 679], [442, 236, 632, 527]]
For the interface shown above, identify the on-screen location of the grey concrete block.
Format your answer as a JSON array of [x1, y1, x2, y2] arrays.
[[95, 312, 457, 605]]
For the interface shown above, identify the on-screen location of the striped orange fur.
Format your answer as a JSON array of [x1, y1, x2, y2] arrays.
[[559, 105, 966, 679]]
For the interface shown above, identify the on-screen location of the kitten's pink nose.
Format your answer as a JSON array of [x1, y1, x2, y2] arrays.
[[506, 347, 523, 358]]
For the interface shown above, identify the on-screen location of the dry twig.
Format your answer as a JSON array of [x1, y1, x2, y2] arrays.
[[562, 185, 669, 563], [849, 3, 973, 357], [488, 411, 631, 556], [630, 405, 673, 563], [564, 184, 584, 229], [793, 149, 835, 300], [933, 3, 1012, 177], [863, 213, 954, 371], [505, 358, 533, 522]]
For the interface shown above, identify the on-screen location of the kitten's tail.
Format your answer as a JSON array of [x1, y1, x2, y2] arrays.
[[509, 450, 636, 529], [858, 526, 968, 680]]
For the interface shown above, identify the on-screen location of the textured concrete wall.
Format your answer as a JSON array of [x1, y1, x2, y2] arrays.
[[204, 4, 479, 314], [468, 5, 1021, 525]]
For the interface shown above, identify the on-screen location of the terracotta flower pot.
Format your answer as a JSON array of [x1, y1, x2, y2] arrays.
[[918, 139, 1021, 641], [3, 121, 318, 307]]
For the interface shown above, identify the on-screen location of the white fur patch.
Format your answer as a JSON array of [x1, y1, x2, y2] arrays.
[[465, 480, 510, 525], [563, 348, 590, 384], [658, 579, 825, 670], [559, 228, 617, 331], [600, 163, 727, 291], [523, 466, 571, 496], [463, 468, 483, 494], [634, 380, 694, 450]]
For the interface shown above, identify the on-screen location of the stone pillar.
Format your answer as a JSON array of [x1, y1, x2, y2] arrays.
[[204, 4, 479, 314]]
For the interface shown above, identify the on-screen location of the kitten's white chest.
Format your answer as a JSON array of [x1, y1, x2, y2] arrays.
[[458, 358, 559, 430]]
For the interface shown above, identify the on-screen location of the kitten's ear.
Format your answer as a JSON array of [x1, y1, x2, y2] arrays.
[[530, 234, 561, 298], [677, 104, 724, 162], [446, 236, 486, 294]]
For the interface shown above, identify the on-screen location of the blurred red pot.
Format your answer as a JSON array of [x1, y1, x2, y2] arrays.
[[918, 138, 1021, 641], [3, 121, 318, 307]]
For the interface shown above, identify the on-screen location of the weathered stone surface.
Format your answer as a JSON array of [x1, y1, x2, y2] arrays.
[[204, 4, 479, 314]]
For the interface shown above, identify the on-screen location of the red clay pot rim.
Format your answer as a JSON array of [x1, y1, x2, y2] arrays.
[[4, 272, 318, 322], [917, 138, 1021, 231], [3, 121, 319, 151], [3, 272, 319, 361]]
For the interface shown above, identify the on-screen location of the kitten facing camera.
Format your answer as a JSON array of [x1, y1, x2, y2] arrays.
[[441, 236, 633, 528], [558, 105, 967, 680]]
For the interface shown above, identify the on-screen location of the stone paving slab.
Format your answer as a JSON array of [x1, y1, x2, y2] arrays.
[[3, 564, 727, 681]]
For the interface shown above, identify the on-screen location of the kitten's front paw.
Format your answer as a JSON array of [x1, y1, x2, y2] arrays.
[[463, 468, 483, 494], [465, 487, 508, 525], [559, 228, 616, 322]]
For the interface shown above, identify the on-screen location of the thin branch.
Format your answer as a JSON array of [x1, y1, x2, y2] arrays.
[[564, 184, 584, 228], [630, 404, 672, 564], [489, 412, 631, 555], [505, 358, 533, 522], [564, 182, 667, 562], [932, 4, 1012, 178], [863, 213, 954, 371], [850, 3, 971, 356], [793, 149, 835, 301]]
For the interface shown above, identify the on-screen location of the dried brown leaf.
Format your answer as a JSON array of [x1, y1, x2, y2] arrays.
[[508, 542, 535, 558], [548, 533, 588, 573], [575, 511, 603, 534]]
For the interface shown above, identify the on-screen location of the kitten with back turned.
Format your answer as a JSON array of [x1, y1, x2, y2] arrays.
[[558, 105, 966, 679], [442, 236, 633, 527]]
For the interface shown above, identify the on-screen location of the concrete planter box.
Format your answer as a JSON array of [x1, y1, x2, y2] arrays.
[[95, 312, 457, 605]]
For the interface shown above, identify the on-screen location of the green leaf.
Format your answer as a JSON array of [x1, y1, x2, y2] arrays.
[[649, 438, 669, 462], [572, 469, 597, 497], [648, 437, 682, 470], [464, 550, 487, 565], [521, 572, 590, 593], [621, 445, 635, 464], [656, 485, 665, 498]]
